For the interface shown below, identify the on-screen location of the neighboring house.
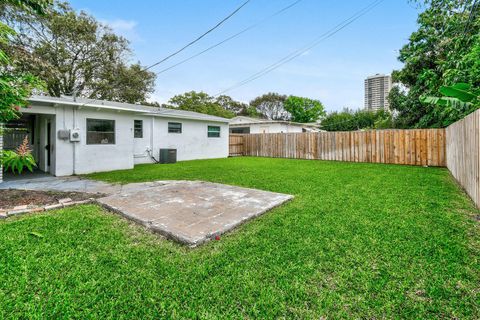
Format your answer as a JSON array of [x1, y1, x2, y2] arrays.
[[0, 95, 229, 180], [229, 116, 321, 134]]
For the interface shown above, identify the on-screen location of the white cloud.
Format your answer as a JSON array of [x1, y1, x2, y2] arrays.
[[101, 19, 141, 42], [107, 19, 137, 32]]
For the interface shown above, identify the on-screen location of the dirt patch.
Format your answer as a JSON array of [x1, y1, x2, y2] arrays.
[[0, 189, 104, 210]]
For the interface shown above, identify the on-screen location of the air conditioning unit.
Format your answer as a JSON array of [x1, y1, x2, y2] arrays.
[[159, 149, 177, 164]]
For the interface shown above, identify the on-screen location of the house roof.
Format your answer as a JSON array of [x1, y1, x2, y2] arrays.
[[229, 116, 266, 124], [28, 95, 230, 123], [229, 116, 319, 128]]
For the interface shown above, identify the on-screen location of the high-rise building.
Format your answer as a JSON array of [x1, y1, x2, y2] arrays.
[[364, 74, 392, 111]]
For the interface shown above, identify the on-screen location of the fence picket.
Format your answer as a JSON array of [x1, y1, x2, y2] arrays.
[[230, 129, 446, 167]]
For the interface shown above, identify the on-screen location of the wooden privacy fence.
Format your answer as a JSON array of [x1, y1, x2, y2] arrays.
[[229, 129, 446, 167], [229, 134, 244, 157], [446, 109, 480, 208]]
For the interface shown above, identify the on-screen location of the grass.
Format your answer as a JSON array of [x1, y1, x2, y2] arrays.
[[1, 157, 479, 319]]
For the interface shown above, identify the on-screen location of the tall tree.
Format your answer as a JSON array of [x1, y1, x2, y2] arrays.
[[216, 95, 248, 115], [2, 1, 155, 104], [215, 94, 260, 117], [0, 0, 50, 124], [166, 91, 235, 118], [249, 92, 289, 120], [390, 0, 480, 128], [284, 95, 325, 123]]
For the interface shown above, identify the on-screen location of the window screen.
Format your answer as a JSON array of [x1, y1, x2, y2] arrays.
[[207, 126, 221, 138], [86, 119, 115, 144], [134, 120, 143, 138], [168, 122, 182, 133]]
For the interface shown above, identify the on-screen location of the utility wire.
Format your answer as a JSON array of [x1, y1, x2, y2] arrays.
[[214, 0, 385, 96], [145, 0, 251, 70], [156, 0, 303, 75], [72, 1, 251, 111]]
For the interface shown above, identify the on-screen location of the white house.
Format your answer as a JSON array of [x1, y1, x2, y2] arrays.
[[0, 95, 229, 181], [229, 116, 321, 134]]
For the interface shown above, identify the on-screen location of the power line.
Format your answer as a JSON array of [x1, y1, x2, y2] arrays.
[[215, 0, 384, 96], [156, 0, 304, 75], [72, 1, 252, 111], [214, 0, 385, 96], [145, 0, 251, 70]]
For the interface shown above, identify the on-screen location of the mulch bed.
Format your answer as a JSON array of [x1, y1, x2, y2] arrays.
[[0, 189, 103, 210]]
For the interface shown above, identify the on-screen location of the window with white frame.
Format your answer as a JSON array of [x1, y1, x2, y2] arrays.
[[207, 125, 221, 138], [86, 119, 115, 144], [134, 120, 143, 138], [168, 122, 182, 133]]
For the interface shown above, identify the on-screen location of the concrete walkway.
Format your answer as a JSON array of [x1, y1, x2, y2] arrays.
[[1, 176, 293, 246], [0, 175, 119, 194]]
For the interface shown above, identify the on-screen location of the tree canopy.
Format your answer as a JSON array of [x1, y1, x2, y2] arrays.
[[320, 109, 393, 131], [0, 0, 50, 124], [215, 95, 249, 116], [390, 0, 480, 128], [249, 92, 289, 120], [284, 95, 325, 123], [2, 1, 155, 104], [165, 91, 236, 118]]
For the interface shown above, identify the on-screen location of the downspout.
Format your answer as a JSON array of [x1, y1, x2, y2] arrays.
[[72, 89, 78, 175], [72, 106, 77, 175], [150, 116, 155, 162]]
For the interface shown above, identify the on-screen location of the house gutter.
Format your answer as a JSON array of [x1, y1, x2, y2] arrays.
[[32, 98, 229, 124], [150, 116, 155, 161], [72, 106, 77, 175]]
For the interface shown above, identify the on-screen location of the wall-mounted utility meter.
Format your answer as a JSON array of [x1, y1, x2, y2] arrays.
[[70, 128, 81, 142]]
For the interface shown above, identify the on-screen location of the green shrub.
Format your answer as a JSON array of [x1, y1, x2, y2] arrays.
[[1, 136, 36, 174]]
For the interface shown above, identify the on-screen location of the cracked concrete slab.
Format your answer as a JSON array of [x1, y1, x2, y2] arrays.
[[96, 180, 293, 246]]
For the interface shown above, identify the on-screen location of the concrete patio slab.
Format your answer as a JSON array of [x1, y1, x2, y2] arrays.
[[96, 180, 293, 246]]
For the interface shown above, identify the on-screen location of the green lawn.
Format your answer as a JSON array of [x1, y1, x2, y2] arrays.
[[1, 157, 479, 319]]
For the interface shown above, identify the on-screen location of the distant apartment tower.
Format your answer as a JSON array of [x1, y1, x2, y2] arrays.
[[364, 74, 392, 111]]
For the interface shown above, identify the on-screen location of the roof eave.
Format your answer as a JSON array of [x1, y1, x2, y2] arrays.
[[28, 97, 229, 123], [149, 113, 229, 123]]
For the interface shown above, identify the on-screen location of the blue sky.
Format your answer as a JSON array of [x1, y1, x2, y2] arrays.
[[69, 0, 420, 112]]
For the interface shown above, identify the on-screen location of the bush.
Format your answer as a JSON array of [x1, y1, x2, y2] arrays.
[[320, 109, 394, 131], [1, 136, 36, 174]]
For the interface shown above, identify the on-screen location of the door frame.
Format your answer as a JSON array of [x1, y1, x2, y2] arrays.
[[37, 115, 55, 175]]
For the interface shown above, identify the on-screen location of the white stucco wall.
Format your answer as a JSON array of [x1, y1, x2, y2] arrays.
[[23, 103, 229, 176], [52, 106, 135, 176], [133, 116, 229, 164]]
